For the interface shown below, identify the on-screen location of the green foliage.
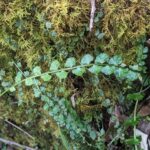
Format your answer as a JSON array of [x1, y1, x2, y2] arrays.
[[15, 72, 22, 83], [25, 78, 34, 86], [41, 94, 94, 141], [95, 30, 105, 40], [127, 93, 144, 101], [125, 138, 140, 146], [50, 60, 60, 71], [89, 130, 97, 140], [9, 86, 16, 92], [41, 73, 52, 82], [124, 117, 139, 127], [65, 57, 76, 68], [45, 21, 52, 29], [88, 65, 102, 74], [81, 54, 94, 65], [0, 0, 149, 149], [0, 47, 148, 149], [72, 67, 86, 77], [0, 52, 145, 97], [33, 66, 42, 75], [101, 65, 115, 75], [109, 55, 122, 66], [95, 53, 109, 64], [59, 129, 71, 150], [56, 71, 68, 80]]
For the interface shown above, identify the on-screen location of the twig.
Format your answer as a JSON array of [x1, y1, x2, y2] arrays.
[[140, 84, 150, 93], [89, 0, 96, 31], [108, 133, 121, 147], [5, 120, 34, 140], [0, 138, 36, 150]]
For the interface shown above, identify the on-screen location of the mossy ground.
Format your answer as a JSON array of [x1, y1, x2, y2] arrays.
[[0, 0, 150, 149]]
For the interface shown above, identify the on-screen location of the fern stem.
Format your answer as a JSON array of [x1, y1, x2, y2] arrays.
[[0, 64, 92, 97], [0, 62, 142, 97]]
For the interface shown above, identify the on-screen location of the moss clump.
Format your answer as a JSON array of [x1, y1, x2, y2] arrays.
[[43, 0, 90, 36], [101, 0, 150, 53]]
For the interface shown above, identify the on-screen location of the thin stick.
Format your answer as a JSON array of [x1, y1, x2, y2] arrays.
[[5, 120, 34, 140], [89, 0, 96, 31], [0, 138, 36, 150]]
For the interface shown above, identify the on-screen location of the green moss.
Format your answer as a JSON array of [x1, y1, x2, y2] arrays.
[[101, 0, 150, 53], [0, 0, 149, 149]]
